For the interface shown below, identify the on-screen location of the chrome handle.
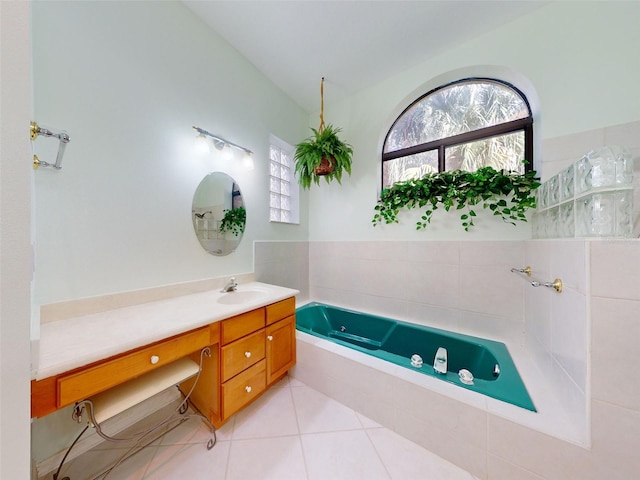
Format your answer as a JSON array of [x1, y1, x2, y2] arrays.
[[267, 335, 273, 341], [150, 355, 160, 365], [244, 351, 251, 358], [245, 386, 252, 393]]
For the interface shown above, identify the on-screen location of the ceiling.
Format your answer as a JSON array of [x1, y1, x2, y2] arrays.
[[183, 1, 548, 113]]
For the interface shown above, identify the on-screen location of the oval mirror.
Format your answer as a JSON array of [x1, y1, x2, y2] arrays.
[[192, 172, 246, 256]]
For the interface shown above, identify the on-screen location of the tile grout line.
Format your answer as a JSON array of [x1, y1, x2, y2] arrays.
[[288, 376, 311, 480], [221, 415, 236, 479], [362, 428, 393, 480]]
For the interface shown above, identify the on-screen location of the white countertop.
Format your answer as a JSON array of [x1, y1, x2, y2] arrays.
[[34, 282, 299, 380]]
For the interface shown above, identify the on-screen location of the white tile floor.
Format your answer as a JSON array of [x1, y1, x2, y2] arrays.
[[52, 377, 476, 480]]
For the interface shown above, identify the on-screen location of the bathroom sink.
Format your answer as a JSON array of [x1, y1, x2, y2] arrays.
[[217, 289, 269, 305]]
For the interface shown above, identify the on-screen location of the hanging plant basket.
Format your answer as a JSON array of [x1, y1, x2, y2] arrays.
[[314, 157, 335, 176], [294, 78, 353, 189]]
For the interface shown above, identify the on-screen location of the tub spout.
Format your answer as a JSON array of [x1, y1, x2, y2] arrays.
[[433, 347, 448, 375]]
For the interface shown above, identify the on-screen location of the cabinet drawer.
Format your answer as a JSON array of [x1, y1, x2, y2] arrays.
[[221, 330, 265, 382], [266, 297, 295, 326], [57, 327, 209, 407], [222, 359, 266, 418], [221, 308, 265, 344]]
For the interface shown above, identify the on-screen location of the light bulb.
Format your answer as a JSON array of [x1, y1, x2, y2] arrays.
[[195, 133, 210, 154], [242, 152, 254, 170], [221, 144, 234, 162]]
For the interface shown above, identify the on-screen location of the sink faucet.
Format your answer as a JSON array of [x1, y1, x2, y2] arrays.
[[220, 277, 238, 293], [433, 347, 448, 375]]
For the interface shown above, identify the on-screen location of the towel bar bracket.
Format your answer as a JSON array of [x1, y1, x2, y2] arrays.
[[511, 266, 563, 293]]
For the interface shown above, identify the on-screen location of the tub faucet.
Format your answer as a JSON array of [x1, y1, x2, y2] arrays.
[[220, 277, 238, 293], [433, 347, 448, 375]]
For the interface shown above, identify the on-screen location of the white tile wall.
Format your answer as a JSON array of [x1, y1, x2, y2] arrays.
[[591, 239, 640, 300], [254, 241, 309, 301], [307, 240, 527, 345], [591, 296, 640, 411]]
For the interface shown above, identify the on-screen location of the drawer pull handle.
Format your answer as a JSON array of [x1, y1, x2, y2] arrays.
[[244, 351, 251, 358], [267, 335, 273, 341], [150, 355, 160, 365], [245, 386, 252, 393]]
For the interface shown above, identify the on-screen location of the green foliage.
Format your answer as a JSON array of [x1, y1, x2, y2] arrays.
[[219, 206, 246, 237], [372, 166, 540, 232], [294, 124, 353, 189]]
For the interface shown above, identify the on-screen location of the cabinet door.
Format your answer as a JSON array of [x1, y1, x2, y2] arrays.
[[265, 315, 296, 385]]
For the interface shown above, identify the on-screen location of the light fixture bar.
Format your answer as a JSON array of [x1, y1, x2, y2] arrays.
[[192, 126, 253, 155]]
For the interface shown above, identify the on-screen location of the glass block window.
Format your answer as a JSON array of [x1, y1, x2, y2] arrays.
[[382, 78, 533, 189], [269, 134, 299, 224]]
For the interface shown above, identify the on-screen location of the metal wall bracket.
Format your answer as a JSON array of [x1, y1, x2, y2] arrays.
[[30, 121, 70, 170]]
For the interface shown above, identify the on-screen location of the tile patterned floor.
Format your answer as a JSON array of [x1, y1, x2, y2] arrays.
[[52, 377, 475, 480]]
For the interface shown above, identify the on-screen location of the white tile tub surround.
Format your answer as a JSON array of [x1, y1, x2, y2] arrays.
[[292, 331, 584, 480], [523, 239, 589, 441], [589, 239, 640, 479], [308, 240, 526, 345], [591, 296, 640, 412], [304, 239, 590, 437]]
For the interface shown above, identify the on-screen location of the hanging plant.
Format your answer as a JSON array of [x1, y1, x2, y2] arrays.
[[294, 78, 353, 189], [372, 166, 540, 231], [219, 206, 246, 237]]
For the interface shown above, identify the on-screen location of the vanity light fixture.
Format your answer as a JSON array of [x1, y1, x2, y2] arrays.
[[192, 126, 253, 169]]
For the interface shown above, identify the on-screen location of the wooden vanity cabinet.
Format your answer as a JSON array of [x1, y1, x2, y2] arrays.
[[216, 297, 296, 422], [31, 296, 297, 430]]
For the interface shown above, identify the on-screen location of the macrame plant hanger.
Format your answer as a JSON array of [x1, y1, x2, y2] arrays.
[[318, 77, 326, 133], [314, 77, 334, 175]]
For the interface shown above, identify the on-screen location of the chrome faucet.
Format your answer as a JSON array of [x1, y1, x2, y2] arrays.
[[433, 347, 448, 375], [220, 277, 238, 293]]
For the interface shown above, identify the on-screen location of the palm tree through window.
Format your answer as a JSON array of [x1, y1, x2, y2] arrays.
[[382, 78, 533, 189]]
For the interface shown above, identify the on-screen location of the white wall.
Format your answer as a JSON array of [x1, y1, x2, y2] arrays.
[[309, 1, 640, 241], [0, 1, 33, 477], [31, 1, 309, 306]]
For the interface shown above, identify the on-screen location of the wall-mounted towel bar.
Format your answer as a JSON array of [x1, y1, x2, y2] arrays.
[[30, 121, 70, 170], [510, 266, 532, 277], [511, 266, 563, 293]]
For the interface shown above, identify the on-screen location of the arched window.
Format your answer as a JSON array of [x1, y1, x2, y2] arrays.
[[382, 78, 533, 189]]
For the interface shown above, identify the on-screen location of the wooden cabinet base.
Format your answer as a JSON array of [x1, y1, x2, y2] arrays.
[[31, 297, 296, 430]]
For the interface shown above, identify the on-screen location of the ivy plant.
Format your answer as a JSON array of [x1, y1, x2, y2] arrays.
[[219, 206, 246, 237], [372, 166, 540, 231]]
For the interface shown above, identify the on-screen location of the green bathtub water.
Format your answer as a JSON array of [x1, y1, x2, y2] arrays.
[[296, 302, 536, 412]]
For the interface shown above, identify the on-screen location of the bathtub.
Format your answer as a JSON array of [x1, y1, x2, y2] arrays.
[[296, 302, 536, 412]]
